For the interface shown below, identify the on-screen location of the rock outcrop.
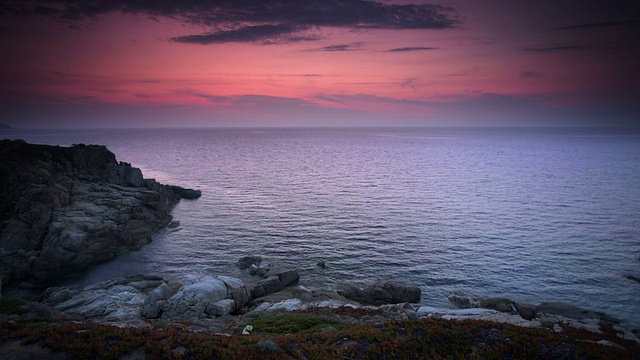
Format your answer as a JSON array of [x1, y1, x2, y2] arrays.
[[161, 276, 251, 320], [38, 275, 168, 321], [338, 280, 421, 305], [251, 270, 300, 298], [38, 275, 251, 322], [0, 140, 201, 286]]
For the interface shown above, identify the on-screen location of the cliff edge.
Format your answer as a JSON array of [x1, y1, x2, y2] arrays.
[[0, 139, 201, 286]]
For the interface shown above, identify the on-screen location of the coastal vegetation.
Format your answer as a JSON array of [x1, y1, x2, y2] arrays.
[[1, 307, 638, 359]]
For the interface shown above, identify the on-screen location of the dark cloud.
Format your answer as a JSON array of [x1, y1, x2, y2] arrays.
[[386, 46, 436, 52], [0, 0, 459, 43], [553, 20, 636, 31], [522, 44, 584, 52], [172, 24, 319, 45], [306, 42, 364, 52]]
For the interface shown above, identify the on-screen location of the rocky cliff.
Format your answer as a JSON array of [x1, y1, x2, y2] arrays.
[[0, 139, 201, 286]]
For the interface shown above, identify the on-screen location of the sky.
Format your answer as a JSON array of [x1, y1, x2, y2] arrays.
[[0, 0, 639, 128]]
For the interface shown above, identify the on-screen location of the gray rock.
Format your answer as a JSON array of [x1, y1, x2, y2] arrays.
[[448, 295, 515, 314], [39, 276, 162, 321], [276, 270, 300, 287], [218, 275, 251, 311], [369, 281, 421, 304], [141, 283, 176, 319], [252, 276, 284, 298], [339, 281, 421, 305], [205, 299, 235, 317], [534, 302, 618, 324], [478, 297, 515, 313], [163, 276, 228, 320]]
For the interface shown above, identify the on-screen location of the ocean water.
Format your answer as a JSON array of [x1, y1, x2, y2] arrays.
[[2, 127, 639, 326]]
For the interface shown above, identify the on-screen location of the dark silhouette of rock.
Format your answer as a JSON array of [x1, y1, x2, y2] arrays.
[[170, 185, 202, 199], [626, 274, 640, 284], [236, 256, 262, 270], [338, 280, 421, 305], [515, 303, 536, 320], [0, 140, 201, 286]]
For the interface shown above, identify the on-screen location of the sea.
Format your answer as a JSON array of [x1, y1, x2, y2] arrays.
[[2, 127, 639, 326]]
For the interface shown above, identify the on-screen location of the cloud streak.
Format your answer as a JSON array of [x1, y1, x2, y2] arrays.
[[1, 0, 459, 44], [386, 47, 437, 52], [553, 20, 636, 31], [305, 42, 365, 52]]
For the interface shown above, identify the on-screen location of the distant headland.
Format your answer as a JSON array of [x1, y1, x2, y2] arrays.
[[0, 123, 13, 129]]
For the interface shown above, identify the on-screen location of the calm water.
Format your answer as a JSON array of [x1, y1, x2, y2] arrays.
[[2, 127, 639, 326]]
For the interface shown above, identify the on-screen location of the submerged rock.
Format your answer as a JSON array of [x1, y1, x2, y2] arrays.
[[0, 140, 201, 286], [236, 256, 262, 270]]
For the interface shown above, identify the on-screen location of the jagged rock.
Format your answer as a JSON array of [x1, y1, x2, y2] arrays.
[[141, 283, 177, 319], [0, 140, 201, 286], [218, 275, 251, 311], [39, 275, 165, 321], [236, 256, 262, 270], [169, 186, 202, 200]]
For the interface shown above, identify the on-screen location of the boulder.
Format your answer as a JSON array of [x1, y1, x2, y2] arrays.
[[250, 270, 300, 299], [339, 281, 421, 305], [252, 276, 284, 298], [276, 270, 300, 287], [514, 303, 536, 320], [218, 275, 251, 310], [162, 276, 228, 320], [141, 283, 176, 319]]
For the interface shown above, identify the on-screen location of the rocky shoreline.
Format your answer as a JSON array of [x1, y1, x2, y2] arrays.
[[5, 255, 638, 345]]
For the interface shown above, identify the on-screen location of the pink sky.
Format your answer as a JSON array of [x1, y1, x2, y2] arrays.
[[1, 0, 638, 128]]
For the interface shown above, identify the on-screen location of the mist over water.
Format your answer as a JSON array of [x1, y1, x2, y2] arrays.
[[3, 127, 639, 326]]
